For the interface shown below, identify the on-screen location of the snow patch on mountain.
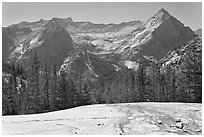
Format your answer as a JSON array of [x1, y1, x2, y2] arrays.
[[164, 52, 181, 65], [160, 37, 201, 68], [124, 60, 139, 70], [29, 36, 38, 45]]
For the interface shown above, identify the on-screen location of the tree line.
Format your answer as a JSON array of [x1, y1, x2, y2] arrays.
[[2, 41, 202, 115]]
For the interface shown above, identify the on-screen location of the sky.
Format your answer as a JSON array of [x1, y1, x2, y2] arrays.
[[2, 2, 202, 30]]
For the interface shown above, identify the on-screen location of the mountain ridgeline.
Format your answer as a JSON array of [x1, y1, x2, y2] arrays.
[[2, 8, 202, 115]]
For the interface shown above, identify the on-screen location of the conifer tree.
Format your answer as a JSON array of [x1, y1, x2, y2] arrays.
[[50, 64, 57, 110], [26, 52, 41, 113], [43, 62, 50, 111], [136, 63, 147, 102], [7, 76, 18, 115]]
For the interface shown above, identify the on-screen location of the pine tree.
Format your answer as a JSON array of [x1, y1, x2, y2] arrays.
[[130, 71, 136, 102], [43, 62, 50, 111], [136, 63, 146, 102], [57, 70, 73, 109], [7, 76, 18, 115], [80, 78, 92, 105], [160, 73, 166, 102], [169, 68, 177, 101], [94, 78, 105, 104], [148, 63, 163, 102], [181, 41, 202, 103], [121, 68, 130, 103], [164, 65, 171, 102], [19, 75, 26, 114], [50, 64, 57, 111], [26, 52, 41, 113]]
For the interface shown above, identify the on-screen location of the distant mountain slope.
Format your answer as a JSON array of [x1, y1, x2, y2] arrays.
[[2, 16, 142, 70], [76, 20, 142, 33], [60, 50, 117, 80], [194, 28, 202, 36], [87, 8, 195, 60], [19, 27, 74, 70], [2, 8, 196, 71], [135, 8, 194, 59], [119, 8, 195, 59], [160, 37, 201, 68], [2, 28, 16, 61]]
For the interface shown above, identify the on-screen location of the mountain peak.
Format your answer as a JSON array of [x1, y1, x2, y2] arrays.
[[66, 17, 73, 22], [36, 19, 44, 23], [149, 8, 171, 23], [158, 8, 170, 15]]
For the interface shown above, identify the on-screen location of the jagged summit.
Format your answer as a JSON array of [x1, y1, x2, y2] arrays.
[[152, 8, 171, 22], [2, 8, 196, 69], [65, 17, 74, 22], [158, 8, 170, 15], [37, 19, 44, 23], [129, 8, 194, 59], [140, 8, 172, 30]]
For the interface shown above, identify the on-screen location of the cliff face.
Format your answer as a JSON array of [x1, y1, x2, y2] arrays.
[[21, 27, 74, 70], [2, 28, 16, 61], [131, 8, 195, 59], [194, 28, 202, 36], [2, 8, 195, 70]]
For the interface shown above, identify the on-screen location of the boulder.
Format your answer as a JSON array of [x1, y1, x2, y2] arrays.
[[196, 129, 202, 133], [174, 118, 182, 122], [175, 122, 184, 129], [157, 120, 162, 124], [127, 116, 134, 120], [183, 128, 188, 133]]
